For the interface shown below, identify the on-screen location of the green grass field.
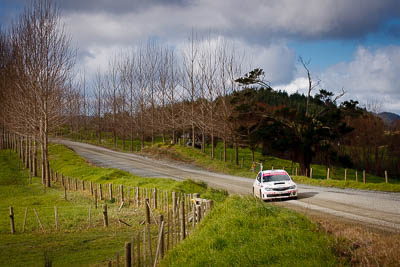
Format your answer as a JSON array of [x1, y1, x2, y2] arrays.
[[0, 149, 147, 266], [0, 146, 226, 266], [1, 145, 349, 266]]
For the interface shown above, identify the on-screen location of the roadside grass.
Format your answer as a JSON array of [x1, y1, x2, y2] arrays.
[[0, 149, 152, 266], [62, 133, 400, 192], [292, 176, 400, 192], [1, 147, 345, 266], [160, 195, 342, 267], [48, 144, 228, 201], [142, 143, 400, 192], [302, 211, 400, 266]]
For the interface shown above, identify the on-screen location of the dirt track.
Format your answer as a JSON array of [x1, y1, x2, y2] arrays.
[[54, 139, 400, 233]]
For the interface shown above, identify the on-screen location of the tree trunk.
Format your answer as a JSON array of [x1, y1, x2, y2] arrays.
[[223, 138, 227, 162], [298, 148, 312, 177], [201, 131, 205, 153], [33, 138, 37, 177], [211, 132, 214, 159], [235, 142, 239, 166]]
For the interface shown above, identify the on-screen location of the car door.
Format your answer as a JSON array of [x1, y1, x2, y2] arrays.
[[254, 172, 262, 192]]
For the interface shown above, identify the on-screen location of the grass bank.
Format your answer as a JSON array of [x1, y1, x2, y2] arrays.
[[62, 133, 399, 192], [161, 196, 341, 266], [141, 143, 400, 192], [48, 143, 228, 202]]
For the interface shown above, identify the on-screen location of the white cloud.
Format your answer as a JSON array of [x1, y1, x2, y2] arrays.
[[321, 46, 400, 113], [274, 77, 309, 95], [275, 45, 400, 114]]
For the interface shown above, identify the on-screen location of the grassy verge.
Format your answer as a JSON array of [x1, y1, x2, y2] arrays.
[[141, 144, 400, 192], [48, 144, 228, 202], [161, 195, 342, 266], [61, 133, 400, 192], [292, 176, 400, 192]]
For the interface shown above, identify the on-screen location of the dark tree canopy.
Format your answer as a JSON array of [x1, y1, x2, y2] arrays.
[[231, 68, 361, 175]]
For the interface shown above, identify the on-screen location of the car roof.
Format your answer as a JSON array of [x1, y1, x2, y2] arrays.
[[261, 169, 288, 175]]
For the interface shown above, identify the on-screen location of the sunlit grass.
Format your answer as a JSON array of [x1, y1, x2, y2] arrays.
[[161, 196, 340, 267]]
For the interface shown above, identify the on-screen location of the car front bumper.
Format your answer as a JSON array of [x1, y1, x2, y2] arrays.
[[261, 189, 297, 200]]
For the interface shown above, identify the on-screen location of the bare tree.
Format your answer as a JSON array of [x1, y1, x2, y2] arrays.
[[181, 32, 200, 148], [299, 56, 320, 117], [9, 0, 75, 186]]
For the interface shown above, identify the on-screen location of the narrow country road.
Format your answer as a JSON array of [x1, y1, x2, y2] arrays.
[[53, 139, 400, 232]]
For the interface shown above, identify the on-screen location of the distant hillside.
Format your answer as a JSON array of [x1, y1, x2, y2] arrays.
[[377, 112, 400, 125]]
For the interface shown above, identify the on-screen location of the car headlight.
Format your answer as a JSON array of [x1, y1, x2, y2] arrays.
[[288, 185, 297, 189]]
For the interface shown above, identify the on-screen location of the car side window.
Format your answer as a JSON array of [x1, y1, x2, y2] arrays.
[[257, 173, 261, 183]]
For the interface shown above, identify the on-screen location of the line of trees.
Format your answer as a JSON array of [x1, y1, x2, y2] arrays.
[[0, 0, 76, 187], [64, 35, 246, 164]]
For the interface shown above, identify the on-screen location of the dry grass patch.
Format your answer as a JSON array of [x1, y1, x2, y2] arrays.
[[309, 215, 400, 266]]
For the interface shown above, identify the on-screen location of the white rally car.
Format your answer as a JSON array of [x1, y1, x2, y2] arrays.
[[253, 169, 298, 200]]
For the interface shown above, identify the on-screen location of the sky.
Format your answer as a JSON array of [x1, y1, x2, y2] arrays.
[[1, 0, 400, 114]]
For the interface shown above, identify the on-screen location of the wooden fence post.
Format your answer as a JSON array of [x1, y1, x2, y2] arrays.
[[22, 207, 28, 232], [172, 192, 177, 218], [74, 178, 78, 191], [137, 232, 141, 267], [90, 181, 93, 196], [99, 184, 103, 200], [355, 170, 358, 182], [385, 170, 388, 184], [180, 200, 186, 240], [327, 168, 330, 180], [82, 180, 85, 191], [131, 236, 135, 267], [64, 186, 67, 200], [310, 168, 313, 179], [88, 205, 91, 228], [125, 242, 131, 267], [9, 207, 15, 234], [33, 208, 44, 231], [147, 224, 153, 266], [136, 187, 140, 207], [54, 206, 59, 231], [145, 198, 150, 224], [295, 168, 298, 176], [344, 169, 347, 181], [196, 205, 201, 224], [116, 251, 120, 267], [94, 188, 98, 209], [154, 221, 165, 267], [102, 204, 108, 227], [153, 188, 157, 209], [363, 170, 366, 184], [120, 184, 124, 203], [159, 215, 165, 259]]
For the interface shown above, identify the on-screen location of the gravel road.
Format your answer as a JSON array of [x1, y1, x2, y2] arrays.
[[54, 139, 400, 232]]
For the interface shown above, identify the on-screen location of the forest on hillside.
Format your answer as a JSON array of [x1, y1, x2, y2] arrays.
[[1, 0, 399, 189]]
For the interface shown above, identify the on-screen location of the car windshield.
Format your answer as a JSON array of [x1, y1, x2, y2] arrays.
[[262, 174, 291, 183]]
